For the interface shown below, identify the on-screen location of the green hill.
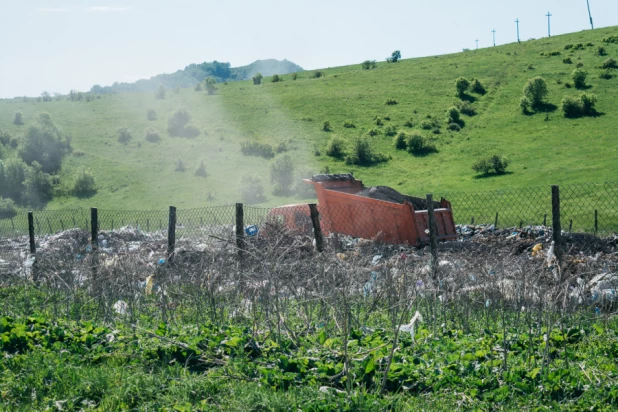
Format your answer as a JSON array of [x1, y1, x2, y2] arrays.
[[0, 27, 617, 210]]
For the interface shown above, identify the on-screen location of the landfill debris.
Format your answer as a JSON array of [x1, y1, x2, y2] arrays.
[[113, 300, 128, 315], [399, 311, 422, 339]]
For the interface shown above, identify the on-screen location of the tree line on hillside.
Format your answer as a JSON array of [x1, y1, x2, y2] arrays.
[[89, 59, 303, 95]]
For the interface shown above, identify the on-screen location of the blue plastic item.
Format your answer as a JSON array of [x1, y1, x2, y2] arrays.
[[245, 225, 258, 236], [158, 258, 166, 265]]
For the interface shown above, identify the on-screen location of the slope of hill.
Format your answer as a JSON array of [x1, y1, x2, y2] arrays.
[[90, 59, 304, 94], [0, 27, 617, 210]]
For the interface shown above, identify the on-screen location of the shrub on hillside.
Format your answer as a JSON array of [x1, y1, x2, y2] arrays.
[[292, 73, 298, 80], [313, 71, 324, 78], [253, 72, 263, 85], [325, 137, 345, 159], [240, 174, 265, 204], [406, 132, 436, 155], [448, 123, 461, 132], [522, 77, 548, 108], [275, 142, 288, 153], [345, 138, 388, 166], [403, 119, 414, 128], [203, 77, 217, 95], [595, 46, 607, 56], [367, 128, 379, 137], [13, 112, 23, 126], [386, 50, 401, 63], [561, 93, 598, 118], [154, 85, 166, 100], [375, 117, 384, 126], [572, 69, 588, 89], [576, 62, 584, 68], [600, 58, 618, 69], [472, 155, 509, 175], [599, 70, 614, 80], [167, 109, 199, 138], [455, 101, 476, 116], [72, 168, 97, 197], [19, 113, 71, 174], [393, 131, 407, 149], [446, 107, 461, 124], [271, 74, 281, 83], [385, 98, 398, 105], [117, 127, 132, 143], [147, 109, 158, 121], [343, 121, 356, 128], [420, 120, 433, 130], [175, 159, 186, 172], [469, 78, 486, 95], [519, 96, 532, 114], [0, 197, 17, 218], [384, 126, 397, 137], [563, 57, 573, 64], [23, 161, 53, 207], [145, 128, 161, 142], [322, 121, 332, 132], [240, 141, 275, 159], [361, 60, 377, 70], [0, 130, 11, 146], [183, 124, 200, 138], [270, 155, 295, 195], [194, 160, 207, 177], [455, 77, 470, 97]]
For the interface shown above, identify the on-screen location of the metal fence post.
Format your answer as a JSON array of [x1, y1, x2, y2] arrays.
[[309, 204, 324, 252], [594, 210, 598, 235], [551, 185, 562, 266], [426, 194, 439, 283], [91, 208, 98, 247], [168, 206, 176, 262], [494, 212, 499, 229], [28, 211, 36, 254], [235, 203, 244, 257]]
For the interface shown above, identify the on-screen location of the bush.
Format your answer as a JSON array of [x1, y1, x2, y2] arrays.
[[240, 174, 265, 204], [203, 77, 217, 95], [325, 137, 345, 159], [313, 71, 324, 78], [367, 128, 379, 137], [19, 113, 71, 173], [13, 112, 23, 125], [580, 93, 597, 115], [576, 62, 584, 68], [519, 96, 532, 114], [175, 159, 186, 172], [572, 68, 588, 89], [563, 57, 573, 64], [117, 127, 132, 143], [270, 154, 295, 195], [522, 77, 548, 107], [469, 78, 486, 94], [455, 77, 470, 97], [345, 138, 388, 166], [0, 197, 17, 218], [252, 72, 263, 85], [420, 120, 432, 130], [194, 160, 207, 177], [472, 155, 509, 175], [9, 137, 18, 149], [292, 73, 298, 80], [240, 141, 275, 159], [455, 101, 476, 116], [393, 131, 407, 149], [600, 58, 618, 69], [322, 121, 332, 132], [167, 109, 199, 137], [446, 106, 461, 124], [403, 119, 414, 128], [385, 98, 398, 105], [561, 95, 584, 117], [0, 130, 11, 146], [275, 142, 288, 153], [145, 128, 161, 142], [147, 109, 157, 121], [375, 117, 384, 126], [599, 70, 614, 80], [386, 50, 401, 63], [183, 125, 200, 138], [595, 46, 607, 56], [194, 83, 202, 91], [343, 121, 356, 128], [565, 82, 573, 88], [406, 132, 436, 155], [447, 123, 461, 131], [361, 60, 377, 70], [154, 85, 166, 100], [271, 74, 281, 83], [603, 35, 618, 44], [384, 126, 397, 136], [72, 168, 97, 197]]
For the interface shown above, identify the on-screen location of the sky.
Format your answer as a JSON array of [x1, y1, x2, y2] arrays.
[[1, 0, 617, 98]]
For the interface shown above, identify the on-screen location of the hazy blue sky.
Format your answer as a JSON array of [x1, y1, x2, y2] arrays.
[[1, 0, 616, 98]]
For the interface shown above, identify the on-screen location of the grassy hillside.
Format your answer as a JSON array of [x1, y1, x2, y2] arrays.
[[1, 27, 617, 210]]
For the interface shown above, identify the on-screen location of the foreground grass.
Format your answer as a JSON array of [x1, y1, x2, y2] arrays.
[[0, 27, 617, 210], [2, 308, 618, 411]]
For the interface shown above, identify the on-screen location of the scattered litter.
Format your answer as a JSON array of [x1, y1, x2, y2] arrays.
[[113, 300, 128, 315], [399, 311, 422, 339]]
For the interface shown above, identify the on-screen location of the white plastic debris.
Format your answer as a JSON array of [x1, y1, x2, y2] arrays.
[[399, 311, 422, 340], [113, 300, 128, 315]]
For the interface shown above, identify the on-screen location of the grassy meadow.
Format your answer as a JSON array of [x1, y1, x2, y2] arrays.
[[0, 27, 617, 210]]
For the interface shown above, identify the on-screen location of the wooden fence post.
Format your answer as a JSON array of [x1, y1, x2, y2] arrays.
[[235, 203, 244, 257], [494, 212, 499, 229], [551, 185, 562, 266], [594, 210, 598, 235], [309, 204, 324, 252], [28, 211, 36, 254], [91, 208, 98, 247], [168, 206, 176, 262], [426, 194, 439, 284]]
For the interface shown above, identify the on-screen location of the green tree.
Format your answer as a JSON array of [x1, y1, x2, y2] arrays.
[[154, 85, 166, 100], [167, 109, 192, 137], [203, 77, 217, 95], [387, 50, 401, 63], [252, 72, 263, 85], [522, 77, 549, 107], [572, 68, 588, 89], [270, 154, 295, 195], [23, 161, 53, 206], [2, 158, 26, 202], [455, 77, 470, 97], [73, 168, 97, 197], [18, 113, 70, 174], [13, 112, 23, 126]]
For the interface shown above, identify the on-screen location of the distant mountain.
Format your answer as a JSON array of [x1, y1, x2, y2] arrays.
[[90, 59, 303, 94]]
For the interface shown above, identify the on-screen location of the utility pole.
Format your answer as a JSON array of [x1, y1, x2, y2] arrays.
[[475, 39, 479, 50], [586, 0, 594, 30], [492, 29, 496, 47], [546, 12, 552, 37], [515, 18, 520, 43]]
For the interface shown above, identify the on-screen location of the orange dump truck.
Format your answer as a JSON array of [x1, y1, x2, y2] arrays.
[[268, 174, 457, 246]]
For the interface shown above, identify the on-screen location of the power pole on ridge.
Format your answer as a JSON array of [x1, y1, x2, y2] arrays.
[[492, 29, 496, 47], [475, 39, 479, 50], [586, 0, 594, 30], [546, 12, 552, 37], [515, 18, 520, 43]]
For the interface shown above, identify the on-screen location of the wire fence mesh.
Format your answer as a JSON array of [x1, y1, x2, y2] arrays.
[[0, 182, 615, 243]]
